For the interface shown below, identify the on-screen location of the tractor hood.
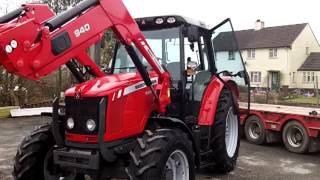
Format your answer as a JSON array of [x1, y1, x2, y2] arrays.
[[65, 72, 146, 98]]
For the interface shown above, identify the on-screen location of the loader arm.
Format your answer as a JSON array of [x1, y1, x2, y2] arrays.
[[0, 0, 171, 112]]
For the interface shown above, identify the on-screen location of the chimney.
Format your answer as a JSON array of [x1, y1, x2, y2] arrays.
[[255, 19, 265, 31]]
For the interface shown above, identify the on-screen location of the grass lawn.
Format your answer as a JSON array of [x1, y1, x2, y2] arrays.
[[283, 96, 319, 105], [0, 106, 19, 118]]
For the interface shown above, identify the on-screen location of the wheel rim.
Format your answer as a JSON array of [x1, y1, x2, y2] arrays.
[[165, 150, 189, 180], [225, 107, 239, 158], [248, 120, 262, 140], [286, 126, 304, 148]]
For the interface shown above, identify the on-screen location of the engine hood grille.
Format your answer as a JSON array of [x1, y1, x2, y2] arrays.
[[65, 96, 105, 135]]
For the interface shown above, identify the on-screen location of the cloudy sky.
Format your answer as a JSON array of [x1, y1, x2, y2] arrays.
[[1, 0, 320, 39], [123, 0, 320, 40]]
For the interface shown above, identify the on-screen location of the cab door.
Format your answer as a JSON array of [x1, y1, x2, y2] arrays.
[[210, 19, 250, 111]]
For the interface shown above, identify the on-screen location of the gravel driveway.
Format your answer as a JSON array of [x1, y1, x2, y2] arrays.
[[1, 116, 320, 180]]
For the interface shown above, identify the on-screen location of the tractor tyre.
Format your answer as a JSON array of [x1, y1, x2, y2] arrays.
[[210, 88, 240, 174], [244, 115, 266, 145], [126, 128, 195, 180], [13, 124, 84, 180]]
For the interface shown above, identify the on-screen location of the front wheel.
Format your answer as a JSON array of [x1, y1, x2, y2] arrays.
[[13, 124, 84, 180], [126, 128, 195, 180], [210, 88, 240, 173]]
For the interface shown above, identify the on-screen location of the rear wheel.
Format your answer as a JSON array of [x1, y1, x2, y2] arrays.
[[13, 124, 84, 180], [282, 121, 310, 153], [210, 88, 240, 173], [126, 128, 195, 180], [244, 115, 266, 145]]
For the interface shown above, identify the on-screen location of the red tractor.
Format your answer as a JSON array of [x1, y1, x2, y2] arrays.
[[0, 0, 249, 179]]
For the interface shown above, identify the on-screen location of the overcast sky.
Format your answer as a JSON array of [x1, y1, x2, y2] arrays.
[[123, 0, 320, 40], [1, 0, 320, 39]]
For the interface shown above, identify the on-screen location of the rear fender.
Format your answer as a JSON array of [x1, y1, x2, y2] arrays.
[[198, 76, 239, 126]]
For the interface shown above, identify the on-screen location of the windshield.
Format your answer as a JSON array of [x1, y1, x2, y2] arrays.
[[113, 44, 152, 74], [144, 28, 181, 80], [113, 27, 181, 80]]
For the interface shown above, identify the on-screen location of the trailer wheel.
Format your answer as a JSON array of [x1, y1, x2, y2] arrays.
[[282, 121, 310, 153], [126, 128, 195, 180], [13, 124, 84, 180], [244, 115, 266, 145], [209, 88, 240, 173]]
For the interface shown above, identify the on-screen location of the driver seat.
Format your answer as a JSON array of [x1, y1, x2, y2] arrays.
[[192, 71, 212, 101]]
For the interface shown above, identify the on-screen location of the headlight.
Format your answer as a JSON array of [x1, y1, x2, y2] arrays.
[[167, 17, 176, 24], [86, 119, 96, 131], [5, 45, 12, 54], [11, 40, 18, 49], [66, 117, 74, 129], [155, 17, 164, 24]]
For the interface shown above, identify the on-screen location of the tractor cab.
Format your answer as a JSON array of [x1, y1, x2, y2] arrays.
[[109, 16, 250, 120], [129, 15, 250, 119]]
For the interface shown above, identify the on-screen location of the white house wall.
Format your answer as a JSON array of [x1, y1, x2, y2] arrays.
[[291, 24, 320, 89], [239, 24, 320, 90], [242, 48, 290, 88]]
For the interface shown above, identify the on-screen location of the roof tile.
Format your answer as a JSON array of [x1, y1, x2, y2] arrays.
[[298, 53, 320, 71], [235, 23, 307, 49]]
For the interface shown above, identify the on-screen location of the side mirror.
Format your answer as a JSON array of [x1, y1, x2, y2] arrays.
[[235, 70, 250, 84], [187, 26, 199, 42], [237, 70, 246, 78]]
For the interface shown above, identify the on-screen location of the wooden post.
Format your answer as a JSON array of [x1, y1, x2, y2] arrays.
[[57, 68, 62, 98], [266, 72, 269, 104], [316, 76, 319, 108]]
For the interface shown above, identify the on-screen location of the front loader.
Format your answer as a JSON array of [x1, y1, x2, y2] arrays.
[[0, 0, 250, 179]]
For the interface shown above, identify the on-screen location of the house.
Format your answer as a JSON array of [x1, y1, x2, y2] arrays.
[[298, 52, 320, 89], [214, 20, 320, 91]]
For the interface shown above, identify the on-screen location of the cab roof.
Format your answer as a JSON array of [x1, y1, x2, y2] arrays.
[[135, 15, 210, 30]]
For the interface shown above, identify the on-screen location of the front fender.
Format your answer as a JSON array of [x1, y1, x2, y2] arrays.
[[198, 76, 239, 126]]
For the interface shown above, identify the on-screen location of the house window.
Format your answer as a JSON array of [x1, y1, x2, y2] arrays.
[[228, 51, 235, 60], [247, 49, 255, 59], [269, 48, 278, 58], [306, 47, 310, 55], [292, 72, 296, 83], [303, 72, 315, 83], [250, 71, 261, 83]]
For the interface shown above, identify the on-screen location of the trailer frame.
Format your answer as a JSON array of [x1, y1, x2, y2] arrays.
[[240, 103, 320, 153]]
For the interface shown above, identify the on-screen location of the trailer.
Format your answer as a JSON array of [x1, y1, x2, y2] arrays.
[[240, 103, 320, 153]]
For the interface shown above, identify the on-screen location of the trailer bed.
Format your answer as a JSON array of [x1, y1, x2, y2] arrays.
[[239, 102, 320, 153], [240, 102, 320, 117]]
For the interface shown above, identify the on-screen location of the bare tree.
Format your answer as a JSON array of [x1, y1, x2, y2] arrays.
[[0, 0, 116, 106]]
